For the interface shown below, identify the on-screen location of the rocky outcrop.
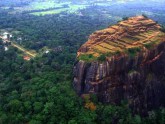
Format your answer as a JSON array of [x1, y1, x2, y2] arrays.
[[73, 16, 165, 115], [77, 16, 161, 57]]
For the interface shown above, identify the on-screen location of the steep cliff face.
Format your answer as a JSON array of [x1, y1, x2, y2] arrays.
[[73, 16, 165, 114]]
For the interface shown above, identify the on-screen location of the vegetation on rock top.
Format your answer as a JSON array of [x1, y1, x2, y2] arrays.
[[77, 16, 165, 62]]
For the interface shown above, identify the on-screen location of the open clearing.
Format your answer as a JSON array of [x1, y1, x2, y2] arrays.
[[30, 4, 87, 15], [10, 1, 88, 15]]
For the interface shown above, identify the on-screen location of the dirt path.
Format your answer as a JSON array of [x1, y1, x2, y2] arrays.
[[0, 36, 37, 57], [11, 42, 36, 57]]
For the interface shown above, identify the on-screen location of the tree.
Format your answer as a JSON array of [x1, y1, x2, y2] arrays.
[[161, 25, 165, 32], [8, 99, 22, 113], [33, 102, 43, 113], [0, 38, 3, 45], [98, 54, 106, 61], [142, 14, 148, 18], [122, 17, 129, 20]]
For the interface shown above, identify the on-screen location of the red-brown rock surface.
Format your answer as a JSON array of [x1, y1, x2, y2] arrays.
[[73, 16, 165, 115], [77, 16, 162, 58]]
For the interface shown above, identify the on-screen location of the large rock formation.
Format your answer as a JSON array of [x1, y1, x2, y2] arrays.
[[73, 16, 165, 115]]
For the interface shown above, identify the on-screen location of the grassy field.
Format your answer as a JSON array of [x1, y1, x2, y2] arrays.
[[29, 1, 60, 10], [30, 4, 87, 16], [9, 0, 87, 16], [31, 8, 69, 16]]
